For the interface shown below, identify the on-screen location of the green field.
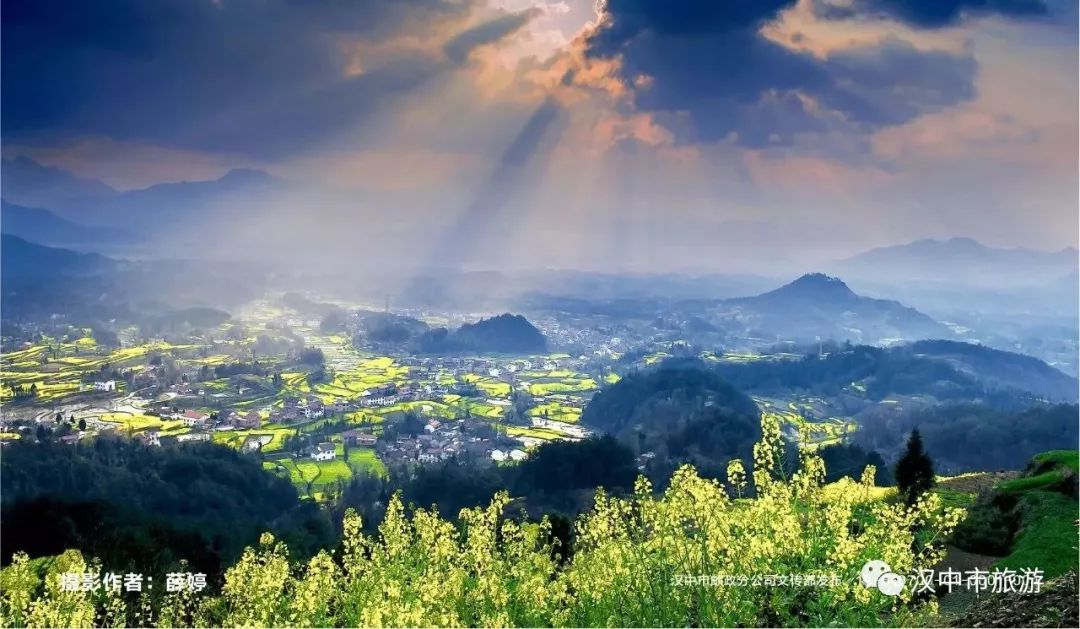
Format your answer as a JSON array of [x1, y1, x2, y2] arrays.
[[528, 401, 582, 423], [505, 425, 564, 441], [213, 428, 292, 452], [98, 412, 187, 433], [345, 447, 387, 477], [264, 444, 385, 500]]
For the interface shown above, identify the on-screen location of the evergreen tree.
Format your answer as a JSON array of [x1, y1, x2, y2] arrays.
[[895, 429, 935, 504]]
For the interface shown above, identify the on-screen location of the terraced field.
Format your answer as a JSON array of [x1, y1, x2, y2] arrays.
[[2, 339, 206, 404], [756, 397, 856, 450], [213, 427, 292, 452], [2, 312, 604, 501]]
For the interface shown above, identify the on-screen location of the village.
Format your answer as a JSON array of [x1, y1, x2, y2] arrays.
[[0, 300, 608, 500], [2, 293, 826, 502]]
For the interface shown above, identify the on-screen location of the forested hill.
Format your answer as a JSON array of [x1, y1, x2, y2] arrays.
[[418, 313, 547, 354], [581, 359, 761, 481], [0, 437, 332, 577], [855, 402, 1079, 472], [455, 314, 547, 352], [907, 340, 1077, 402], [711, 342, 1078, 404]]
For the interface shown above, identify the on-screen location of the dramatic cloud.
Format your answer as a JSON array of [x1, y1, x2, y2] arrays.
[[0, 0, 1074, 267], [583, 0, 981, 145], [0, 0, 531, 159], [815, 0, 1049, 28]]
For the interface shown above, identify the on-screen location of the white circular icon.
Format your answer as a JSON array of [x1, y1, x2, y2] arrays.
[[876, 571, 906, 596], [859, 560, 891, 589]]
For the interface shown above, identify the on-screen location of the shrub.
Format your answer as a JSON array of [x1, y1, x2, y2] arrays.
[[0, 414, 965, 628]]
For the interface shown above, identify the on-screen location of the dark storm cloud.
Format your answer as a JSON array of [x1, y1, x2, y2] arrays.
[[0, 0, 517, 158], [585, 0, 987, 145], [815, 0, 1049, 28]]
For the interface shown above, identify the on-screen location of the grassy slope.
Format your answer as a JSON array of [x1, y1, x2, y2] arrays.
[[994, 450, 1078, 579], [995, 490, 1077, 578]]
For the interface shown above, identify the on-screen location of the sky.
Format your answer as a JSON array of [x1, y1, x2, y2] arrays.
[[2, 0, 1077, 274]]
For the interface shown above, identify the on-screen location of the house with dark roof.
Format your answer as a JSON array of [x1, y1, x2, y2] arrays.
[[310, 442, 336, 461]]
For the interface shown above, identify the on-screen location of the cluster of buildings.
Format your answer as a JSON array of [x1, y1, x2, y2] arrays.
[[375, 417, 519, 467], [267, 395, 331, 423]]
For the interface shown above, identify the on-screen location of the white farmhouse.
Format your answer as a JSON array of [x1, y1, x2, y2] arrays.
[[310, 442, 336, 461]]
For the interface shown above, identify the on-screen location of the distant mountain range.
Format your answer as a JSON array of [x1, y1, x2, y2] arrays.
[[1, 156, 118, 210], [1, 234, 115, 277], [0, 156, 281, 234], [834, 237, 1078, 289], [1, 200, 131, 247], [722, 273, 951, 344]]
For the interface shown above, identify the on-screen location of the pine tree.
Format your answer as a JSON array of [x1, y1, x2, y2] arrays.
[[895, 429, 935, 504]]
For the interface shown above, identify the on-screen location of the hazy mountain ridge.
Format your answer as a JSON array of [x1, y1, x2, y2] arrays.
[[0, 234, 115, 277], [723, 273, 951, 345], [0, 156, 118, 210], [835, 237, 1078, 289], [76, 168, 281, 232], [1, 157, 281, 234], [0, 199, 130, 247]]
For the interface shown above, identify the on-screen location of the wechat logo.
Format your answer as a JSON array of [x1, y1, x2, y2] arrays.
[[859, 560, 906, 596]]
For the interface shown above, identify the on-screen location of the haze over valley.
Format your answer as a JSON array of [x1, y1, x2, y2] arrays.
[[1, 1, 1077, 627]]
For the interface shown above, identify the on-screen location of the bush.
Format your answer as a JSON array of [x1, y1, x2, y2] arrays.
[[0, 414, 965, 628], [950, 493, 1019, 556]]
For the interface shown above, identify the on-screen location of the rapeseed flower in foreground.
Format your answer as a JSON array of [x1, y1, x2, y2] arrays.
[[0, 414, 964, 628]]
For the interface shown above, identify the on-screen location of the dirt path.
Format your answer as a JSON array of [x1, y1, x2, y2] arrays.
[[933, 545, 1003, 621]]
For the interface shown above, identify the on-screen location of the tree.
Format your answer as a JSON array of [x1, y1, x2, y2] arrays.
[[299, 347, 325, 366], [895, 429, 935, 504]]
